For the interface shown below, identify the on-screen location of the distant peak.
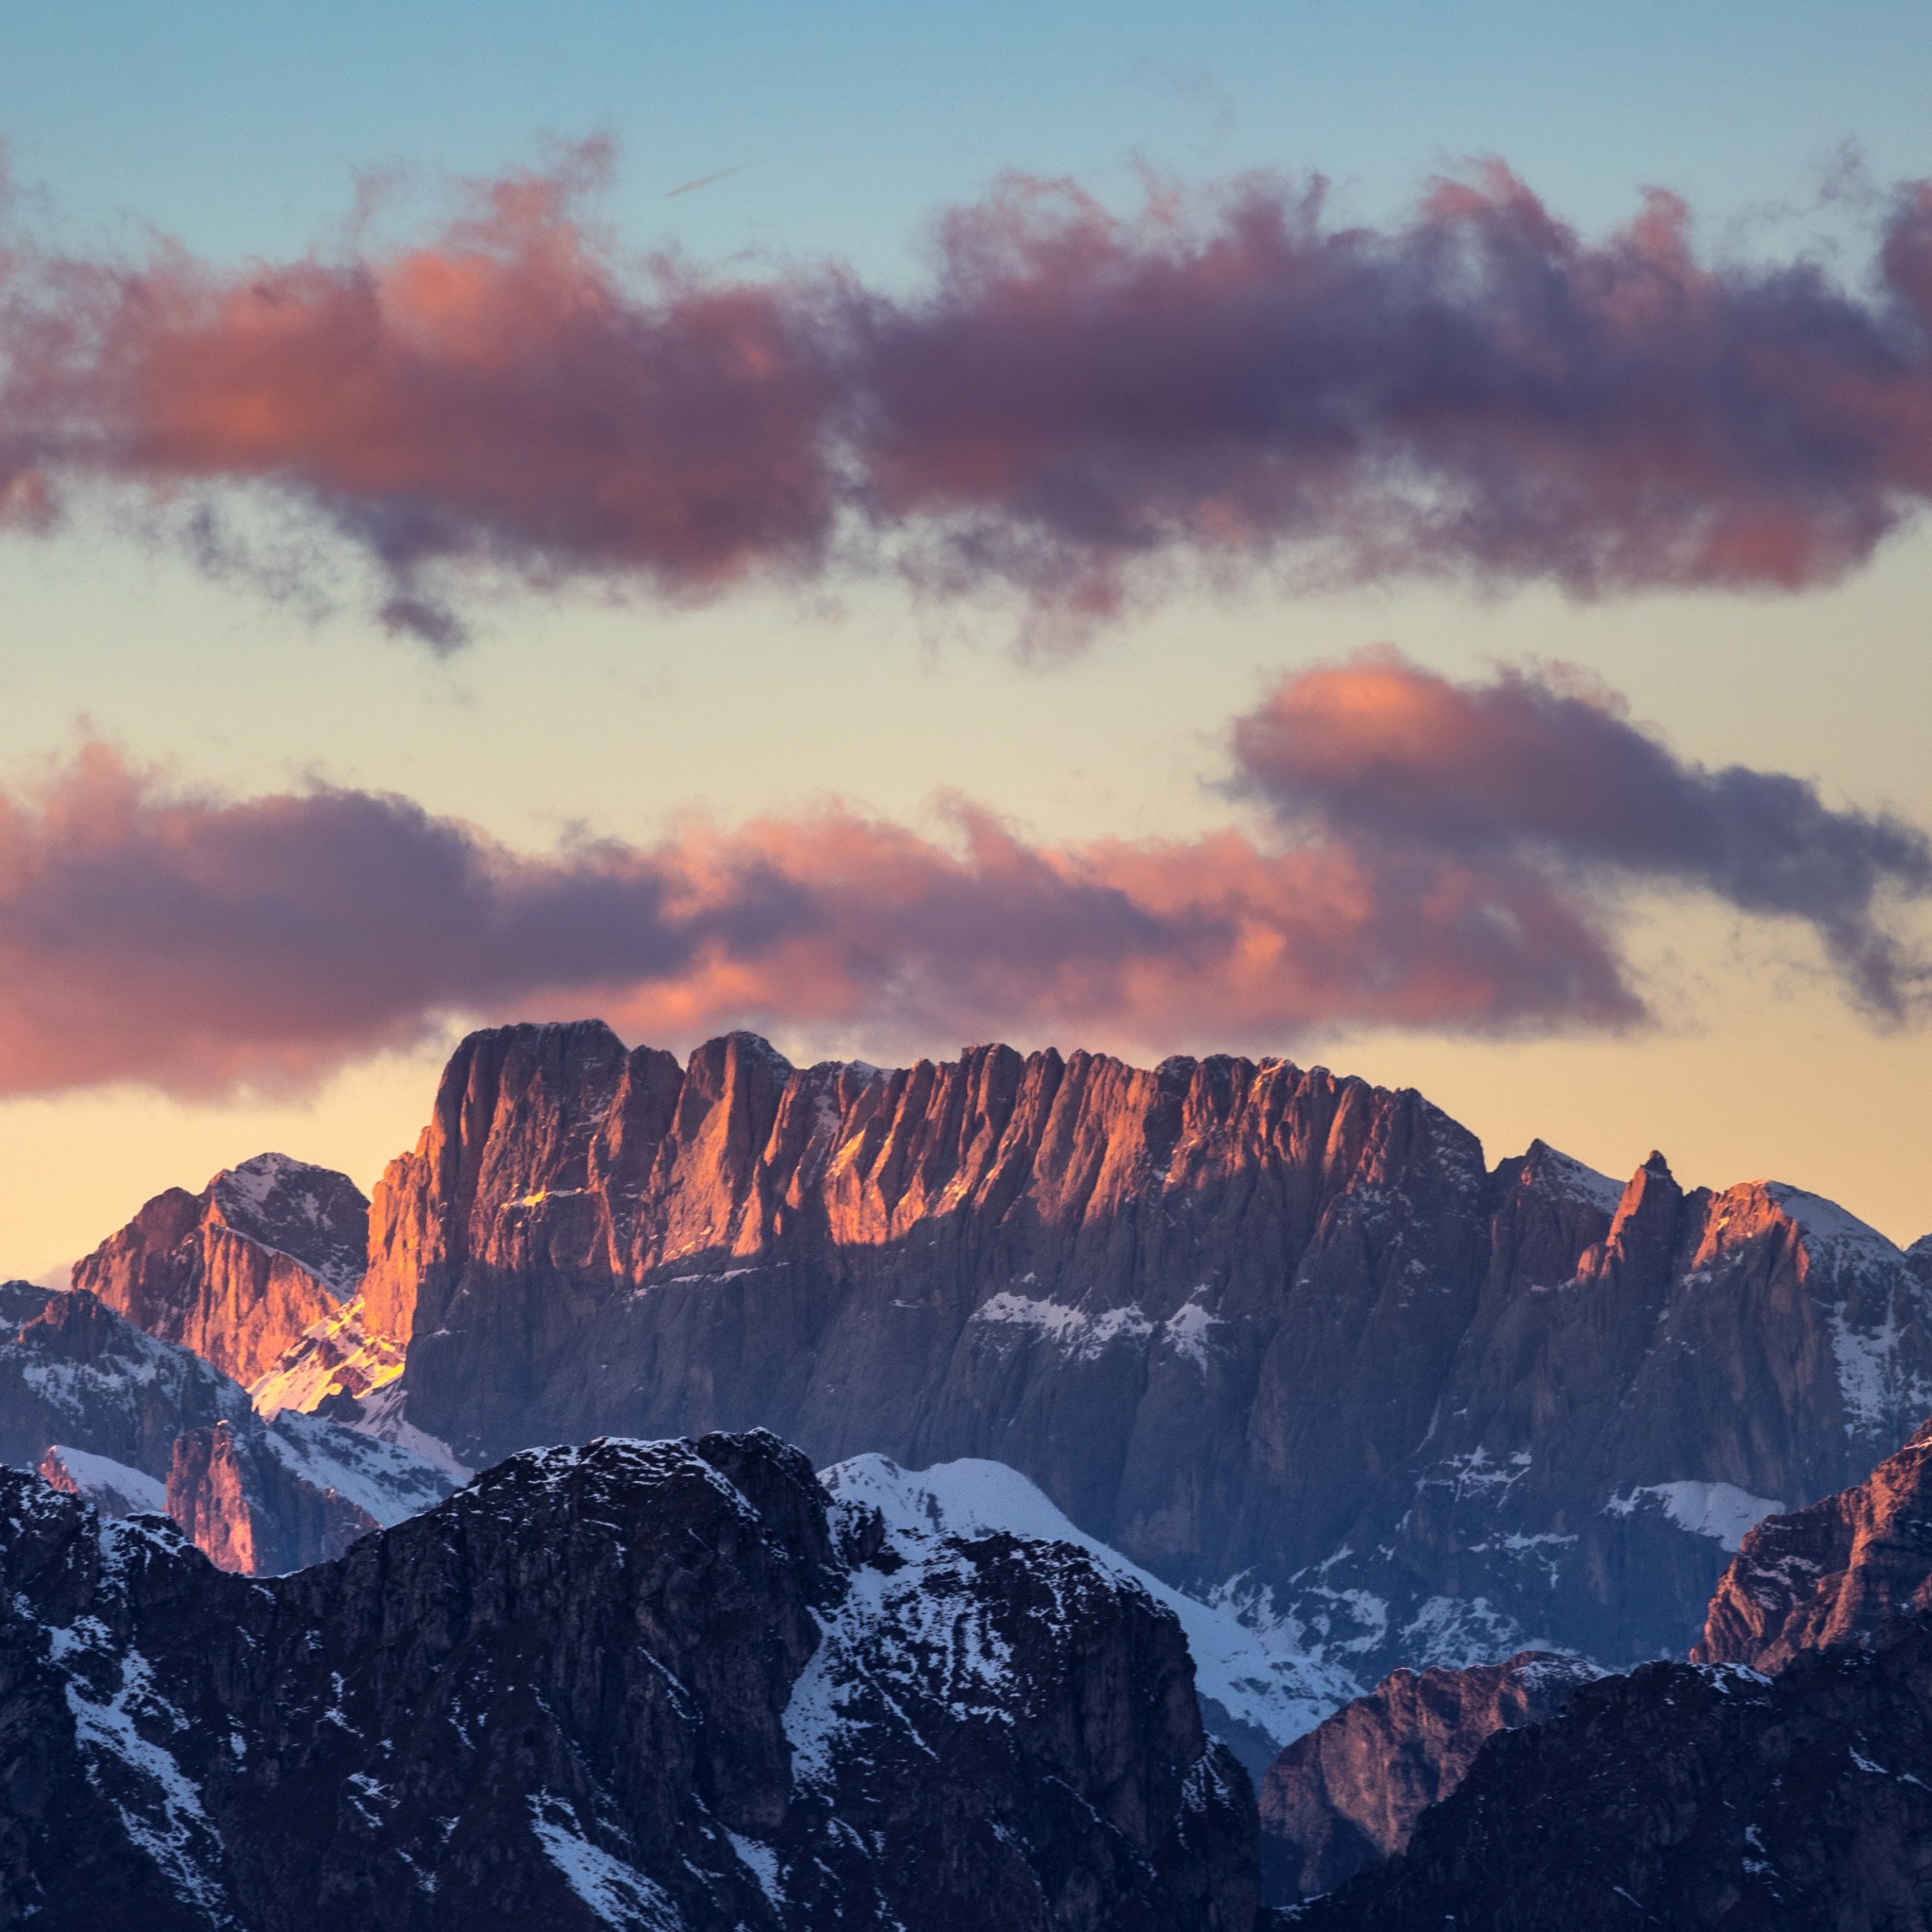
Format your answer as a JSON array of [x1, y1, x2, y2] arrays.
[[210, 1150, 307, 1197], [706, 1031, 795, 1075]]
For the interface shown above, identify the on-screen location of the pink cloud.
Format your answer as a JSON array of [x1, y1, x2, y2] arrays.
[[3, 153, 1932, 641], [1, 652, 1924, 1097], [0, 736, 1634, 1098], [1233, 649, 1932, 1017]]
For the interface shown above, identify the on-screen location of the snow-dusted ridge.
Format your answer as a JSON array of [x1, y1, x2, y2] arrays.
[[820, 1453, 1360, 1752]]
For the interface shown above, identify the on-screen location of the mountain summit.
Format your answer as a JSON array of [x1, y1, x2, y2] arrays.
[[74, 1153, 369, 1387]]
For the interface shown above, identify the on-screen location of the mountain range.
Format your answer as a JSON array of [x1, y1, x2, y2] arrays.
[[355, 1023, 1932, 1678], [8, 1018, 1932, 1925]]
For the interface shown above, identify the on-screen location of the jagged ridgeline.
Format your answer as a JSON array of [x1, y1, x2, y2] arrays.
[[334, 1021, 1932, 1677]]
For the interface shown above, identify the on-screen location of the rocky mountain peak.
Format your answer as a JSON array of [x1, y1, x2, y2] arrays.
[[1578, 1148, 1690, 1286], [72, 1156, 369, 1387], [204, 1152, 369, 1296], [334, 1018, 1932, 1680]]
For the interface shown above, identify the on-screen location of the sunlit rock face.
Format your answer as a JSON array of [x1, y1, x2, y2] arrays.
[[0, 1431, 1257, 1931], [164, 1410, 455, 1577], [357, 1021, 1932, 1677], [1694, 1415, 1932, 1673], [1257, 1651, 1605, 1901], [73, 1153, 369, 1388]]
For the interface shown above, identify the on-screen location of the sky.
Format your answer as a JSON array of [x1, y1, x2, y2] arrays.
[[2, 0, 1931, 1270]]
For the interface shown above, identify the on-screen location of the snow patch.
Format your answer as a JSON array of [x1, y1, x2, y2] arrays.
[[725, 1832, 784, 1909], [249, 1293, 404, 1420], [1418, 1447, 1532, 1500], [1162, 1297, 1224, 1371], [259, 1410, 456, 1526], [39, 1446, 167, 1519], [971, 1293, 1154, 1359], [1604, 1480, 1785, 1552], [1529, 1144, 1624, 1215], [1398, 1595, 1533, 1669], [331, 1381, 473, 1481], [1763, 1184, 1901, 1270], [528, 1793, 683, 1930], [1828, 1302, 1932, 1443], [64, 1647, 231, 1919]]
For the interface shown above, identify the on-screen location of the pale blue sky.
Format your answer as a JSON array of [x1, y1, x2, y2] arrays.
[[6, 1, 1929, 272]]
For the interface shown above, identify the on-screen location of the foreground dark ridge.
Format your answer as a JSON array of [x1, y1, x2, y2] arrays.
[[0, 1429, 1256, 1931], [334, 1021, 1932, 1674], [1290, 1616, 1932, 1930]]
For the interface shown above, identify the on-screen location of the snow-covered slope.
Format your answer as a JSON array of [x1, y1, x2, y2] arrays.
[[260, 1408, 457, 1528], [36, 1443, 169, 1518], [822, 1453, 1362, 1762], [248, 1292, 406, 1420]]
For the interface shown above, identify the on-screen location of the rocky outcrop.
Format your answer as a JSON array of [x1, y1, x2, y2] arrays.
[[74, 1152, 368, 1386], [1693, 1415, 1932, 1673], [1257, 1651, 1604, 1901], [819, 1452, 1362, 1785], [0, 1278, 452, 1575], [165, 1418, 376, 1573], [355, 1022, 1932, 1676], [0, 1431, 1256, 1930], [36, 1443, 168, 1519], [163, 1407, 454, 1575], [1291, 1629, 1932, 1930], [0, 1279, 241, 1477]]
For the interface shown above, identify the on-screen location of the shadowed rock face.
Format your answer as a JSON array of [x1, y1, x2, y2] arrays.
[[1694, 1416, 1932, 1673], [0, 1279, 451, 1577], [0, 1432, 1256, 1932], [74, 1152, 369, 1387], [0, 1280, 241, 1477], [1290, 1628, 1932, 1932], [1257, 1651, 1604, 1901], [356, 1022, 1932, 1676]]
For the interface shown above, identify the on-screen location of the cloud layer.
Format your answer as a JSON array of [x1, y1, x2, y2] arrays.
[[1235, 650, 1932, 1017], [0, 657, 1923, 1097], [4, 153, 1932, 641]]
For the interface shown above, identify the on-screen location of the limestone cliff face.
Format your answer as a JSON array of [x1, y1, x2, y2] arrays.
[[165, 1419, 380, 1574], [358, 1022, 1932, 1677], [1257, 1652, 1603, 1900], [74, 1152, 368, 1388], [1693, 1416, 1932, 1673], [0, 1433, 1255, 1930]]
